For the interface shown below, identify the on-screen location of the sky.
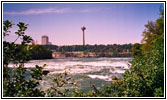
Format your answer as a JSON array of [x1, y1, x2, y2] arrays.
[[3, 3, 164, 46]]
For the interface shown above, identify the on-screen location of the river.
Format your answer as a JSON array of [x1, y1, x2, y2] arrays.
[[9, 57, 133, 92]]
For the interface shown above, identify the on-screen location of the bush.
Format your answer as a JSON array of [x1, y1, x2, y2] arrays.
[[3, 20, 75, 97]]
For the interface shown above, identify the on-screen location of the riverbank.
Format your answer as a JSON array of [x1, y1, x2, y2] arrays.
[[52, 51, 131, 58]]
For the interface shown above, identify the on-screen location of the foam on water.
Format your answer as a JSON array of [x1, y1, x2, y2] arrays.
[[8, 57, 133, 81], [87, 75, 112, 81]]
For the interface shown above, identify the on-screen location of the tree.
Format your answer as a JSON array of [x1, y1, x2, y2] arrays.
[[131, 43, 142, 58], [141, 8, 164, 54], [30, 45, 52, 60], [3, 20, 47, 97]]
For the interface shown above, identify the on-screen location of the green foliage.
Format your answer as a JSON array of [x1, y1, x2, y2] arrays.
[[43, 44, 132, 57], [45, 72, 77, 97], [131, 43, 142, 58], [30, 45, 52, 60], [3, 20, 46, 97], [141, 9, 164, 54], [121, 39, 164, 97], [3, 21, 32, 67], [3, 20, 14, 37], [3, 65, 47, 97]]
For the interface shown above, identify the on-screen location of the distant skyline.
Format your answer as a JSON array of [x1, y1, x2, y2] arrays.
[[3, 2, 164, 45]]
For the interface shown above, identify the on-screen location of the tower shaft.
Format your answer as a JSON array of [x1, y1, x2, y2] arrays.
[[81, 26, 86, 46], [83, 30, 85, 46]]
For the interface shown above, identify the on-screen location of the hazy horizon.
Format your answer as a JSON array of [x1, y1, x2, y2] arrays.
[[3, 3, 164, 45]]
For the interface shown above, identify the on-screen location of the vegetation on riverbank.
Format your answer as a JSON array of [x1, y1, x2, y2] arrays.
[[43, 44, 132, 57], [30, 45, 52, 60]]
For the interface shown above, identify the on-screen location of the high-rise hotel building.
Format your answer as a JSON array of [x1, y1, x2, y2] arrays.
[[41, 35, 49, 45]]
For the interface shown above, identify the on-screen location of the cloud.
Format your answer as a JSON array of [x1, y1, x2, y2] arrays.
[[4, 7, 70, 15], [79, 9, 90, 13], [4, 7, 103, 16]]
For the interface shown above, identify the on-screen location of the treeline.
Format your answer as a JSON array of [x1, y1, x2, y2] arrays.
[[10, 44, 53, 60], [42, 44, 132, 57], [30, 45, 52, 60], [43, 44, 132, 52]]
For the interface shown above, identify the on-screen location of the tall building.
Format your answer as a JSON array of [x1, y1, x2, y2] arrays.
[[41, 35, 49, 45]]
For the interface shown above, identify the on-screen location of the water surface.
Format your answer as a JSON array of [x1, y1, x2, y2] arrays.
[[9, 57, 133, 91]]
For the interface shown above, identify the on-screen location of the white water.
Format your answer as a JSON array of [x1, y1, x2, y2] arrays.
[[9, 57, 133, 81]]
